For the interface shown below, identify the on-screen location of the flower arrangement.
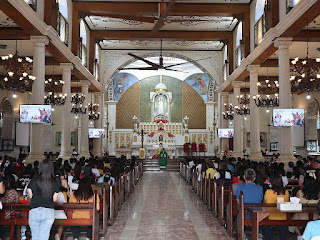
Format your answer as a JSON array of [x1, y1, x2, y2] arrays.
[[154, 119, 169, 124], [148, 132, 154, 137], [153, 154, 159, 159]]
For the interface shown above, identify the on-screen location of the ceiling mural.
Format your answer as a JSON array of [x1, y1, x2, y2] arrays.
[[0, 11, 18, 27], [99, 40, 223, 51], [184, 73, 210, 102], [85, 15, 237, 31]]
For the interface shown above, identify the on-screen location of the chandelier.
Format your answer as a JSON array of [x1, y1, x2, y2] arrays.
[[0, 52, 35, 92], [44, 74, 66, 109], [235, 92, 250, 115], [223, 103, 234, 120], [88, 103, 100, 121], [290, 22, 320, 94], [253, 77, 279, 108], [71, 93, 87, 116]]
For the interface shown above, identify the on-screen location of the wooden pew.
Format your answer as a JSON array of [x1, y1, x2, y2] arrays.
[[212, 179, 217, 217], [217, 182, 230, 226], [0, 193, 100, 240], [237, 192, 318, 240]]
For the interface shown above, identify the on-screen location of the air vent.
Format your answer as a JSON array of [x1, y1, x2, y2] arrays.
[[0, 44, 7, 49]]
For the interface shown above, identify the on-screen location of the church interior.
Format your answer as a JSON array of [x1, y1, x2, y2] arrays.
[[0, 0, 320, 239]]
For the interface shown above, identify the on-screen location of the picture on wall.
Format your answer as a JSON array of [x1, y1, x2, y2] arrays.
[[56, 132, 76, 146], [184, 73, 209, 102], [113, 73, 139, 101], [270, 142, 279, 151], [2, 139, 14, 151], [246, 132, 267, 147], [306, 140, 318, 152]]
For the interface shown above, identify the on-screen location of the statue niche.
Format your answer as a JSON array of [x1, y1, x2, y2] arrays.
[[150, 83, 172, 121]]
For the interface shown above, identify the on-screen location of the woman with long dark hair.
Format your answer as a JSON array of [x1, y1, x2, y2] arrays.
[[262, 174, 289, 240], [69, 177, 100, 240], [27, 159, 60, 240]]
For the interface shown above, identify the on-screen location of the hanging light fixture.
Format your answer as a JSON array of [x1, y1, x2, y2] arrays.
[[44, 66, 66, 109], [88, 93, 100, 121], [223, 103, 234, 120], [290, 17, 320, 94], [71, 93, 87, 116], [236, 87, 250, 116], [253, 66, 279, 108]]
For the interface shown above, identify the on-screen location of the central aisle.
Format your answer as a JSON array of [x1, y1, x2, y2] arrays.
[[105, 172, 231, 240]]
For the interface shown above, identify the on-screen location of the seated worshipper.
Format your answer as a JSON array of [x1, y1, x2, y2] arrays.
[[216, 169, 231, 186], [232, 166, 246, 196], [262, 174, 289, 240], [205, 163, 217, 179], [302, 201, 320, 240], [236, 168, 263, 219], [69, 177, 100, 240], [289, 177, 320, 240]]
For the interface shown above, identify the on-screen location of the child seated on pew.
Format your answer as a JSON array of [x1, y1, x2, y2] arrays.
[[69, 177, 100, 240], [302, 201, 320, 240], [262, 174, 289, 240]]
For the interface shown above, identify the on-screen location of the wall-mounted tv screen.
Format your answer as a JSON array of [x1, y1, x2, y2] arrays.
[[218, 128, 234, 138], [306, 140, 318, 152], [273, 109, 304, 127], [89, 128, 106, 138], [20, 105, 52, 124]]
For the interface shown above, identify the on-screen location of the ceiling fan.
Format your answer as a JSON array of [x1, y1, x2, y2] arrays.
[[118, 39, 183, 71], [89, 0, 220, 34]]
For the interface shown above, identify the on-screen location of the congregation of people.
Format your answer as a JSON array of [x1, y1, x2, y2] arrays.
[[184, 156, 320, 240], [0, 154, 138, 240]]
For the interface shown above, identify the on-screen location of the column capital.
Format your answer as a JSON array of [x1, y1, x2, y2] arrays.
[[94, 92, 102, 98], [274, 37, 293, 49], [232, 81, 242, 88], [80, 80, 90, 88], [247, 65, 260, 73], [60, 63, 73, 71], [30, 36, 49, 46], [220, 92, 229, 97]]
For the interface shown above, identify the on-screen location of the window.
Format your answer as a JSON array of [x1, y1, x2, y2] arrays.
[[93, 44, 100, 80], [80, 20, 87, 66], [235, 22, 243, 68], [254, 0, 266, 47], [286, 0, 301, 13], [57, 0, 69, 45], [24, 0, 37, 11]]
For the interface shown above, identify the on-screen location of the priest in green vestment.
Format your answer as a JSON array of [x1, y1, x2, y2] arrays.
[[159, 148, 168, 168]]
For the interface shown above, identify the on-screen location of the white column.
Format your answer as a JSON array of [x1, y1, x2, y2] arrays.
[[219, 92, 229, 155], [107, 101, 117, 156], [232, 81, 242, 158], [274, 38, 295, 166], [206, 101, 215, 155], [248, 65, 263, 161], [100, 93, 106, 154], [79, 81, 90, 158], [92, 92, 102, 156], [59, 63, 73, 159], [28, 36, 49, 163]]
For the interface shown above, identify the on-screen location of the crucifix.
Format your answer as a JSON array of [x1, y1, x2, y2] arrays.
[[138, 129, 148, 148]]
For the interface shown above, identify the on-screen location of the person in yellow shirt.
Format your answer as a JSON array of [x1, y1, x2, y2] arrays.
[[206, 163, 217, 179], [262, 174, 289, 240]]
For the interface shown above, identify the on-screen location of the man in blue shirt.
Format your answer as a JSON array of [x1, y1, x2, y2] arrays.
[[302, 202, 320, 240], [236, 168, 263, 219]]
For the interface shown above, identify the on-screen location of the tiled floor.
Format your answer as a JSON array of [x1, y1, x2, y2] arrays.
[[105, 172, 231, 240]]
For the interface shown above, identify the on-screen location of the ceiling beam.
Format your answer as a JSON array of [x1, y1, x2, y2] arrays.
[[75, 2, 249, 16], [0, 28, 29, 40], [293, 30, 320, 42], [92, 30, 233, 41]]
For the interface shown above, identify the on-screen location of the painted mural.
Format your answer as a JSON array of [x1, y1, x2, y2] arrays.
[[184, 73, 209, 101], [113, 73, 139, 101]]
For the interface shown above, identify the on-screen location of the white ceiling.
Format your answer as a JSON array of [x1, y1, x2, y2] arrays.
[[0, 10, 18, 27], [75, 0, 250, 3], [269, 42, 320, 59], [85, 16, 238, 31], [99, 40, 224, 50]]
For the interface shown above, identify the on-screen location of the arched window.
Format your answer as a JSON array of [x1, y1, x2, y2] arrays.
[[57, 0, 69, 45], [254, 0, 266, 46], [79, 19, 87, 66], [223, 45, 228, 81], [94, 43, 100, 80], [235, 21, 243, 68], [287, 0, 301, 13]]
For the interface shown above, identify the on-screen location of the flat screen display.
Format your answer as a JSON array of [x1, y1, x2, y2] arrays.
[[218, 128, 234, 138], [273, 109, 304, 127], [306, 140, 318, 152], [19, 105, 52, 124], [89, 128, 106, 138]]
